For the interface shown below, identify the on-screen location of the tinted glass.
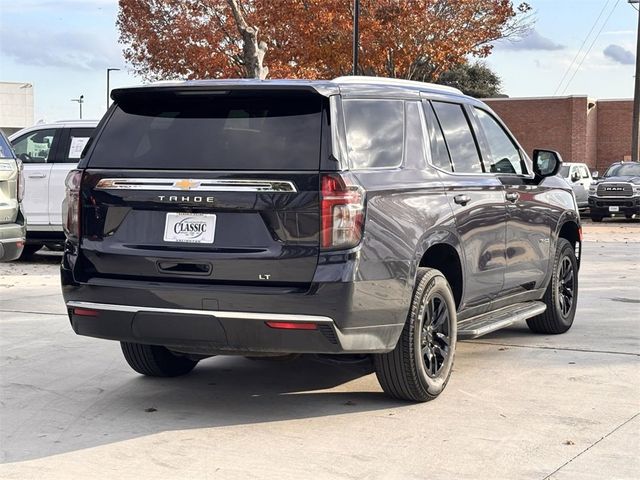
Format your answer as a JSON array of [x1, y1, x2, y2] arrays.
[[0, 133, 14, 159], [343, 99, 403, 169], [61, 128, 94, 163], [423, 101, 452, 171], [432, 102, 482, 174], [11, 129, 56, 164], [404, 101, 427, 167], [559, 165, 570, 177], [474, 108, 522, 175], [89, 93, 323, 170]]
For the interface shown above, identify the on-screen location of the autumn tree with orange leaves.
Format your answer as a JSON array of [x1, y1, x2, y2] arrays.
[[117, 0, 532, 82]]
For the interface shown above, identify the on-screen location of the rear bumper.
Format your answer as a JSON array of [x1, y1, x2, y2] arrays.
[[588, 196, 640, 216], [0, 219, 26, 262], [61, 261, 408, 355]]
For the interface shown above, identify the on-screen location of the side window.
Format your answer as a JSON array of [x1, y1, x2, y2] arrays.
[[11, 129, 57, 164], [404, 101, 427, 167], [580, 166, 590, 178], [474, 108, 523, 175], [343, 99, 404, 169], [60, 128, 94, 163], [432, 102, 483, 174], [570, 166, 578, 180], [423, 101, 452, 172]]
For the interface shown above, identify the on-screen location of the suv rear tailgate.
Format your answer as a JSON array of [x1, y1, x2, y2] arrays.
[[76, 89, 327, 285]]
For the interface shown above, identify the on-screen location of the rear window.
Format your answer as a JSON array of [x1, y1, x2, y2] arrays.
[[0, 134, 14, 159], [89, 93, 324, 170]]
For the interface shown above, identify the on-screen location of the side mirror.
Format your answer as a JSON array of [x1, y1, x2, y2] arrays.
[[571, 171, 580, 182], [532, 149, 562, 178], [592, 171, 599, 180]]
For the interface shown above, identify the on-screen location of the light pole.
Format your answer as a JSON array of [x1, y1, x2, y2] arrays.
[[106, 68, 120, 111], [352, 0, 360, 75], [71, 95, 84, 119], [630, 0, 640, 162]]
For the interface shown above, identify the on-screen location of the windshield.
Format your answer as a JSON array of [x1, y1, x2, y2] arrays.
[[558, 165, 570, 177], [604, 163, 640, 177], [89, 92, 324, 170], [0, 133, 15, 159]]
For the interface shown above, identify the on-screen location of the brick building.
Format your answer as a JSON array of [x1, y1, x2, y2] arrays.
[[484, 96, 632, 173]]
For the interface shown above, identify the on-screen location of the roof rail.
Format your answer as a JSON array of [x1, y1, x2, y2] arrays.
[[54, 119, 100, 123], [332, 75, 463, 95]]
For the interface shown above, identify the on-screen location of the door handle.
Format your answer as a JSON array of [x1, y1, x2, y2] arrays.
[[453, 194, 471, 206], [28, 173, 46, 178], [505, 192, 519, 202]]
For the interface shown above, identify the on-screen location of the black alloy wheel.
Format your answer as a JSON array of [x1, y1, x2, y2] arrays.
[[556, 256, 575, 318], [420, 294, 451, 378]]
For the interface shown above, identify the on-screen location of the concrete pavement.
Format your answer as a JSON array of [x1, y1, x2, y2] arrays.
[[0, 225, 638, 479]]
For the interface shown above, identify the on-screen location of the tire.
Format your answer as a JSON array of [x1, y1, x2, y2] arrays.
[[374, 268, 457, 402], [527, 238, 578, 334], [590, 216, 603, 223], [19, 244, 42, 259], [121, 342, 198, 377]]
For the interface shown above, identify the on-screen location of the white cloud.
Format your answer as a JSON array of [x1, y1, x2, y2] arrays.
[[497, 29, 565, 51], [0, 27, 123, 71], [603, 44, 636, 65]]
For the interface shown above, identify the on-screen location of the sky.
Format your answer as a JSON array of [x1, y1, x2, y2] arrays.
[[0, 0, 637, 122]]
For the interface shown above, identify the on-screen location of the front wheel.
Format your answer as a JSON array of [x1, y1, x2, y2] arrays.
[[527, 238, 578, 334], [374, 268, 457, 402], [591, 216, 603, 223], [121, 342, 198, 377]]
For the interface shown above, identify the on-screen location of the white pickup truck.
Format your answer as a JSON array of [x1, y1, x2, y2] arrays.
[[557, 162, 595, 210], [9, 120, 98, 256]]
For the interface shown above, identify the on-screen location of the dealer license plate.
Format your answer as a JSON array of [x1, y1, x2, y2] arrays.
[[163, 213, 216, 244]]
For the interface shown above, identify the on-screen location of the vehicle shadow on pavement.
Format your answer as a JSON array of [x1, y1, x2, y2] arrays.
[[15, 251, 62, 265], [1, 356, 405, 463]]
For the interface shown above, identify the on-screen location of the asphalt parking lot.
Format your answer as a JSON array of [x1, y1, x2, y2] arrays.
[[0, 221, 638, 479]]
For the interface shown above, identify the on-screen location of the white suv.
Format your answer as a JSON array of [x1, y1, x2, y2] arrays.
[[9, 120, 98, 255], [557, 162, 595, 210]]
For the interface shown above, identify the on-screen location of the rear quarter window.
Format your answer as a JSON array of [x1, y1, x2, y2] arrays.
[[88, 93, 324, 170], [343, 99, 404, 169]]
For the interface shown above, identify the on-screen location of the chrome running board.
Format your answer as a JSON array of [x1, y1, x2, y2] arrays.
[[458, 301, 547, 339]]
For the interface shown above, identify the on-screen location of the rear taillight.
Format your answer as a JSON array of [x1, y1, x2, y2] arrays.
[[63, 170, 83, 239], [320, 174, 365, 250], [16, 161, 25, 202]]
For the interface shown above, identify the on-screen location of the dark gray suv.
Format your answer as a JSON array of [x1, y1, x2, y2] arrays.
[[61, 77, 581, 402]]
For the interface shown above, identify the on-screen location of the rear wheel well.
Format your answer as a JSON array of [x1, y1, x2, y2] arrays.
[[558, 221, 581, 267], [419, 244, 463, 309], [559, 221, 580, 248]]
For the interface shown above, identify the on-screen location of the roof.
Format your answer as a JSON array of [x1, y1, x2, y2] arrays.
[[8, 120, 99, 140], [111, 76, 467, 101]]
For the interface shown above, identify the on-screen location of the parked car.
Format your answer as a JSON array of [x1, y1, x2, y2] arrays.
[[9, 120, 98, 256], [61, 77, 581, 402], [557, 162, 594, 209], [588, 161, 640, 221], [0, 130, 26, 261]]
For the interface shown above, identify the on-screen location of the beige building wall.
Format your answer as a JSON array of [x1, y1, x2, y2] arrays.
[[0, 82, 34, 136]]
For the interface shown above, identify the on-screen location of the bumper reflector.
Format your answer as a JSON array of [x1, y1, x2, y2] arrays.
[[73, 308, 99, 317], [265, 321, 317, 330]]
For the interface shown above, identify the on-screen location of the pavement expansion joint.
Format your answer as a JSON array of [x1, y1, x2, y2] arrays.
[[541, 412, 640, 480]]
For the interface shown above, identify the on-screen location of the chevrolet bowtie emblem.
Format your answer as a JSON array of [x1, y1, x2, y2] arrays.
[[174, 179, 200, 190]]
